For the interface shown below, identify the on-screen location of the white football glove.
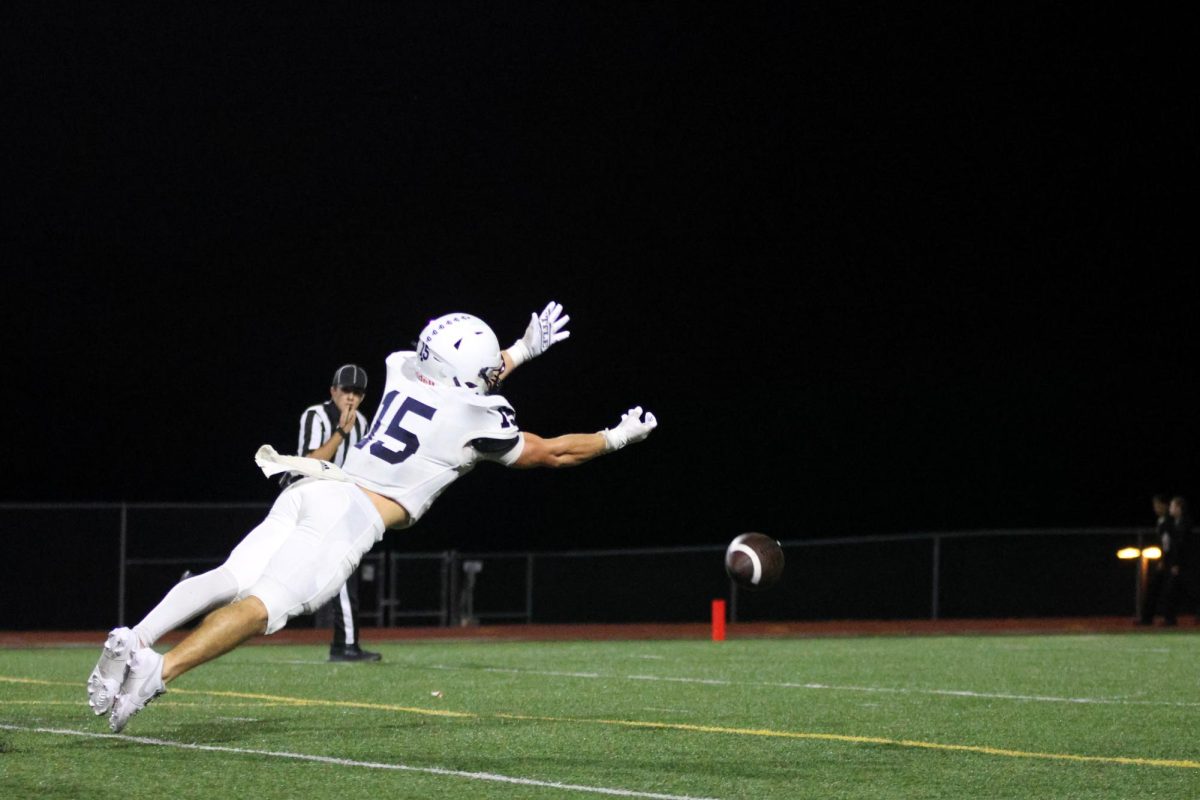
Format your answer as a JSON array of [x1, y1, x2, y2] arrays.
[[508, 301, 571, 367], [601, 406, 658, 452]]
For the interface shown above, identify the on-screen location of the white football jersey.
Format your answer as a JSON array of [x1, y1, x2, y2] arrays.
[[342, 351, 524, 525]]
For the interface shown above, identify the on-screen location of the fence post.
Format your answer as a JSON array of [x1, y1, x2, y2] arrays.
[[525, 553, 535, 624], [930, 535, 941, 620], [118, 503, 128, 626], [386, 552, 398, 627], [438, 552, 450, 627], [446, 550, 460, 627], [1134, 530, 1145, 618]]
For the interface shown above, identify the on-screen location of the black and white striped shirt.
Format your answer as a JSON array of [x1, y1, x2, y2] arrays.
[[298, 400, 367, 466], [279, 400, 368, 489]]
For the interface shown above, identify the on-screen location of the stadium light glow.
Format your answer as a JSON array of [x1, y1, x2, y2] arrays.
[[1141, 546, 1163, 560], [1116, 547, 1141, 560]]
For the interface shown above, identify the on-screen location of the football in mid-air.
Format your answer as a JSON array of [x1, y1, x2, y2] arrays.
[[724, 533, 784, 590]]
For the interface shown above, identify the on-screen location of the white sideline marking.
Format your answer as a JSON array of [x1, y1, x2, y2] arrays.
[[772, 682, 1193, 707], [630, 675, 732, 686], [425, 664, 1200, 708], [0, 724, 719, 800], [464, 666, 603, 679]]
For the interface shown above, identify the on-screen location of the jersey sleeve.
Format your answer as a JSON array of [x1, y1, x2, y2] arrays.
[[472, 433, 525, 466], [465, 398, 523, 466], [298, 406, 328, 455]]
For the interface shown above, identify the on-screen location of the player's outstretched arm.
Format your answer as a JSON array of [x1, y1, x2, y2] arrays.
[[501, 301, 571, 381], [513, 406, 657, 469]]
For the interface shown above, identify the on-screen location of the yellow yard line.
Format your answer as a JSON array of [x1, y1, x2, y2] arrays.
[[496, 713, 1200, 770], [0, 676, 66, 687], [0, 699, 284, 709], [0, 676, 471, 718], [176, 687, 475, 718], [4, 674, 1197, 769]]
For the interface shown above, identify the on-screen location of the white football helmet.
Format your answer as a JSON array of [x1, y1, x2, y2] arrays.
[[416, 313, 505, 395]]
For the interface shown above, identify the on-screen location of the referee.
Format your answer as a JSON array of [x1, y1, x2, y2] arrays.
[[286, 363, 382, 662]]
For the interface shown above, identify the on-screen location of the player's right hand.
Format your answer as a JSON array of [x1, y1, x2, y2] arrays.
[[601, 406, 658, 451], [509, 301, 571, 366]]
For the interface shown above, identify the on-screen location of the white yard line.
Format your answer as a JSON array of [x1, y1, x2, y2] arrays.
[[469, 666, 604, 679], [425, 663, 1200, 708], [768, 682, 1199, 707], [0, 724, 720, 800]]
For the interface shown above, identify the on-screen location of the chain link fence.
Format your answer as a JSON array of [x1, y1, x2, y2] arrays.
[[0, 503, 1149, 630]]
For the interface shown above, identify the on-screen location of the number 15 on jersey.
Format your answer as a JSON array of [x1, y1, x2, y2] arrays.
[[356, 391, 438, 465]]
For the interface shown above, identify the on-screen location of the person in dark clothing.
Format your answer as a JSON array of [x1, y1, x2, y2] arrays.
[[1167, 496, 1195, 621], [1141, 495, 1192, 626]]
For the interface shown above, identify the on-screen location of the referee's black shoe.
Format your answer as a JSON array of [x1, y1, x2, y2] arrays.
[[329, 644, 382, 662]]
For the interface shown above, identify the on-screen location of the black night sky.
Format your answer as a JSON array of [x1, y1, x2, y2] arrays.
[[3, 4, 1193, 555]]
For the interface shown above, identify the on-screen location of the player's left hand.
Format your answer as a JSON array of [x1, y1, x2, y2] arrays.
[[601, 406, 658, 451], [509, 301, 571, 366]]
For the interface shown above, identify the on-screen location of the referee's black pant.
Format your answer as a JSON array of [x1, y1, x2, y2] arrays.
[[330, 568, 363, 647], [1142, 564, 1191, 624]]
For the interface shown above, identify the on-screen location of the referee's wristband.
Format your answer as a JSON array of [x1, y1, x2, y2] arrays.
[[331, 427, 346, 439]]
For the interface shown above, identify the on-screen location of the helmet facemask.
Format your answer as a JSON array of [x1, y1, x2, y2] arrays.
[[471, 362, 505, 394]]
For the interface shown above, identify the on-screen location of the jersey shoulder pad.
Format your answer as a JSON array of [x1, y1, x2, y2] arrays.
[[463, 391, 514, 411], [459, 393, 519, 443]]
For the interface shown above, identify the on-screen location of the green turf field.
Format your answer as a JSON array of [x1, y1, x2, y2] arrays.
[[2, 633, 1198, 799]]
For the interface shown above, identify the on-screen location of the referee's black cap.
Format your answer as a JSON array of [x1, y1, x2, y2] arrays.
[[331, 364, 368, 390]]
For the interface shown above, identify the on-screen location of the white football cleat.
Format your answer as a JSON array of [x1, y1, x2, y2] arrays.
[[87, 627, 138, 716], [108, 647, 166, 733]]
